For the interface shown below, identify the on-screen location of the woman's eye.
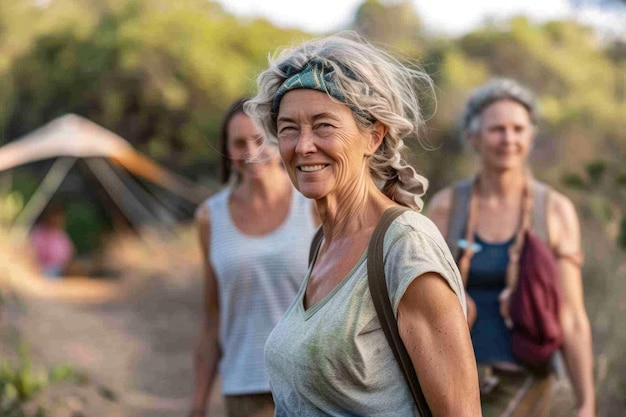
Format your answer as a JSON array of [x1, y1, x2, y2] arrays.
[[314, 123, 334, 137], [277, 126, 298, 140]]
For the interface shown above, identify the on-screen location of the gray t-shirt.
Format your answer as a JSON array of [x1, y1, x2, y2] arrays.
[[264, 211, 466, 416]]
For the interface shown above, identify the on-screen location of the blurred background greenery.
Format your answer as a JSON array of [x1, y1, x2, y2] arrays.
[[0, 0, 625, 415]]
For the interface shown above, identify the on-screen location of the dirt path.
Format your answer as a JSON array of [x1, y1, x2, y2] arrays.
[[0, 230, 226, 417]]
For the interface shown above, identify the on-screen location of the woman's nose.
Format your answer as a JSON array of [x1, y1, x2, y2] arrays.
[[295, 130, 316, 155], [501, 128, 515, 143], [243, 140, 262, 159]]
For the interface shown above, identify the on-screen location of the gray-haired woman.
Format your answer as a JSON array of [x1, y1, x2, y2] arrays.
[[245, 31, 481, 417], [428, 78, 595, 416]]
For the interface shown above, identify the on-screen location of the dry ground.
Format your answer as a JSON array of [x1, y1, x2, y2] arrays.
[[0, 225, 226, 417], [0, 222, 622, 416]]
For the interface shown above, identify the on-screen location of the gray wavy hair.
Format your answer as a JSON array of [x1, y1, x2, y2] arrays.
[[244, 31, 433, 211], [462, 77, 539, 138]]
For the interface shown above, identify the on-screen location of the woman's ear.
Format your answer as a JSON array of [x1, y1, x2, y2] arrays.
[[366, 121, 388, 156]]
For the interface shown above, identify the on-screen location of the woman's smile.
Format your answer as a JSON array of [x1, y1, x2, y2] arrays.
[[299, 164, 328, 172]]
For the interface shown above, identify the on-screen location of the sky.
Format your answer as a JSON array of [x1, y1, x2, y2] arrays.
[[214, 0, 624, 37], [217, 0, 626, 37]]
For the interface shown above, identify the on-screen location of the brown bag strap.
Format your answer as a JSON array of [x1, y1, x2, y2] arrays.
[[458, 174, 533, 295], [308, 226, 324, 266], [367, 206, 433, 417]]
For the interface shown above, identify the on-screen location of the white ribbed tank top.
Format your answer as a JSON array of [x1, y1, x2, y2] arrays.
[[206, 186, 316, 395]]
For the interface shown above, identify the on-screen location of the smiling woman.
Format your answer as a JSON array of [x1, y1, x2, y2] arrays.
[[427, 78, 596, 417], [244, 31, 481, 417]]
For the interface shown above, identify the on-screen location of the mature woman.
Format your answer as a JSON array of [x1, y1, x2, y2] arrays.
[[188, 98, 318, 417], [428, 78, 595, 416], [245, 32, 480, 416]]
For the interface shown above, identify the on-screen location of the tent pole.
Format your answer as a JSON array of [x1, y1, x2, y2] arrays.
[[106, 160, 179, 226], [84, 158, 174, 245], [10, 157, 76, 241]]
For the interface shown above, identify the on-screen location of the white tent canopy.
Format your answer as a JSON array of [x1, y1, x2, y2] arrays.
[[0, 113, 210, 204], [0, 114, 212, 236]]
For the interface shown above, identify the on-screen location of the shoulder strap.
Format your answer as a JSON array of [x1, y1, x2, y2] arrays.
[[530, 179, 550, 245], [308, 226, 324, 266], [367, 206, 432, 417], [446, 178, 472, 261]]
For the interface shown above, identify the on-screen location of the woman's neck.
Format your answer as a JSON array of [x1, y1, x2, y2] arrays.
[[477, 167, 527, 198], [236, 168, 292, 204], [316, 180, 394, 244]]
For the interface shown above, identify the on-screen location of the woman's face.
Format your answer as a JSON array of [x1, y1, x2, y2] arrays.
[[227, 112, 280, 180], [276, 89, 379, 201], [471, 99, 535, 172]]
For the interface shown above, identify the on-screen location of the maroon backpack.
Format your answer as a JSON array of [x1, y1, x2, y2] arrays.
[[510, 229, 563, 372], [448, 177, 563, 372]]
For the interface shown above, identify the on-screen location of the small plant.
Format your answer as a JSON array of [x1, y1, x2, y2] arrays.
[[585, 160, 607, 185], [0, 345, 83, 417]]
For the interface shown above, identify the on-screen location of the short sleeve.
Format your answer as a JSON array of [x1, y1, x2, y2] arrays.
[[382, 211, 467, 317]]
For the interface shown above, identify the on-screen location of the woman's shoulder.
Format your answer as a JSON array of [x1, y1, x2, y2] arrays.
[[424, 185, 458, 237], [545, 187, 581, 249], [195, 187, 230, 223], [392, 209, 449, 248], [547, 187, 576, 213], [534, 180, 579, 230], [426, 185, 454, 216]]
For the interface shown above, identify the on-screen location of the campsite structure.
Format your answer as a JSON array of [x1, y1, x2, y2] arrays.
[[0, 114, 213, 289], [0, 113, 212, 238]]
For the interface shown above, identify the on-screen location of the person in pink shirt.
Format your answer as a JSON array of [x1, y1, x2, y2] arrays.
[[30, 203, 75, 278]]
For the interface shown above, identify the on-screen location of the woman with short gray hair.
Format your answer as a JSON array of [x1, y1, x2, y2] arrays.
[[428, 78, 595, 417]]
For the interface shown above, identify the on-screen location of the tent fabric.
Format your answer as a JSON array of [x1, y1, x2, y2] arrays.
[[0, 114, 211, 205]]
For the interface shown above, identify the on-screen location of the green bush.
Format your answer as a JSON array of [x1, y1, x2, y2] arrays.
[[0, 346, 83, 417], [562, 173, 587, 190], [586, 160, 607, 185]]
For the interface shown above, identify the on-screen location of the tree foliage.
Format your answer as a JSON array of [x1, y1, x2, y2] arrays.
[[351, 0, 424, 55], [0, 0, 623, 190], [0, 0, 308, 171]]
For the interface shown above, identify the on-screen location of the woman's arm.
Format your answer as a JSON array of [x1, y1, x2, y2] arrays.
[[189, 204, 222, 416], [549, 193, 595, 417], [397, 272, 482, 417]]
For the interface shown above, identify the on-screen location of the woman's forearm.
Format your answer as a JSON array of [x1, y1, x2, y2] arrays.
[[561, 309, 595, 414]]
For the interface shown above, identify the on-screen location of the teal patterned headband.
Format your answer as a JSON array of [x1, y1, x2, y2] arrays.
[[271, 59, 375, 122]]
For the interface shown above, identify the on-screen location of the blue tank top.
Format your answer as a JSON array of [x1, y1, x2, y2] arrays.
[[466, 234, 520, 364]]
